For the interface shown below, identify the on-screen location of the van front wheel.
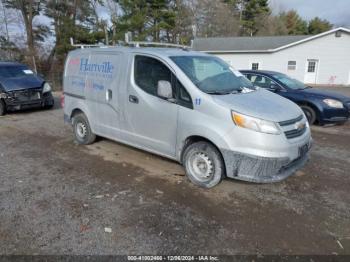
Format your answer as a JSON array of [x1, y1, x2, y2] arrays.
[[183, 141, 225, 188], [72, 113, 96, 145]]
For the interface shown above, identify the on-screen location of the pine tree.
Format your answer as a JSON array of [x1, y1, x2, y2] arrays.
[[117, 0, 177, 42], [308, 17, 332, 35], [279, 10, 308, 35], [241, 0, 270, 36]]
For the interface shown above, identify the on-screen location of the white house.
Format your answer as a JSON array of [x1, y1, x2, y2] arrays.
[[192, 27, 350, 85]]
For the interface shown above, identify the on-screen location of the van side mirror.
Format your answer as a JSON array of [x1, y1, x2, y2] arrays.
[[157, 80, 173, 99]]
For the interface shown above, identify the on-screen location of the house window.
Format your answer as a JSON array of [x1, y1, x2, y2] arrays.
[[288, 61, 296, 70], [251, 63, 259, 70], [307, 61, 316, 73]]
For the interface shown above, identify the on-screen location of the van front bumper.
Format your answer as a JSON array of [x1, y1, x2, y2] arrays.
[[221, 142, 311, 183]]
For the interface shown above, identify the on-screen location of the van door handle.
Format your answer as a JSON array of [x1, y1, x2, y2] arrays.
[[129, 95, 139, 104], [106, 89, 112, 101]]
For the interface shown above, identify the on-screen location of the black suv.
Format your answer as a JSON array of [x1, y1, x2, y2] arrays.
[[0, 62, 54, 115]]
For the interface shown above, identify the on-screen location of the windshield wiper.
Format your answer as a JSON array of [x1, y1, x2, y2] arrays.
[[207, 87, 254, 95], [206, 91, 231, 95]]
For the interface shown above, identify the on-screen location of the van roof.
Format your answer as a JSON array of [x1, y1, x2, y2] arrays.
[[68, 47, 208, 58]]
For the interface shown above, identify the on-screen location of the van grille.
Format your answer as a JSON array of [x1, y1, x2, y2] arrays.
[[279, 115, 307, 139], [278, 115, 303, 126], [284, 127, 307, 139]]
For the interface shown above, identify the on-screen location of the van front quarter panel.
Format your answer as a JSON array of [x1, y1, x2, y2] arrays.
[[176, 99, 234, 161]]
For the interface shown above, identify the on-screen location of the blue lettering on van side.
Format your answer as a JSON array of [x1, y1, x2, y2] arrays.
[[80, 58, 114, 74], [71, 79, 85, 88], [93, 83, 104, 91], [86, 79, 105, 91]]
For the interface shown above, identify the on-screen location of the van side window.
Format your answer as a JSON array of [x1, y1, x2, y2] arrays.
[[134, 55, 172, 97], [176, 79, 193, 109]]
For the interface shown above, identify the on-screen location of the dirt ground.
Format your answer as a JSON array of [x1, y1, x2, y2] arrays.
[[0, 87, 350, 256]]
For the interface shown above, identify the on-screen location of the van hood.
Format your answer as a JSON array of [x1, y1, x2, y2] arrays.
[[213, 88, 302, 122], [0, 75, 44, 92]]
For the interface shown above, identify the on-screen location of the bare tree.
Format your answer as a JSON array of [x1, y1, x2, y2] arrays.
[[189, 0, 240, 38], [2, 0, 46, 72], [105, 0, 119, 45], [0, 0, 10, 41]]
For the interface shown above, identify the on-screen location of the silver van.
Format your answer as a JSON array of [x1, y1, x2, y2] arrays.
[[63, 47, 312, 188]]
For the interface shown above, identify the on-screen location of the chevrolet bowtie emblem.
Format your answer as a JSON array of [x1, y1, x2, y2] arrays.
[[295, 121, 306, 131]]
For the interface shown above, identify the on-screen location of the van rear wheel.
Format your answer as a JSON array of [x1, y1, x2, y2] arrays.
[[183, 141, 224, 188], [72, 113, 96, 145]]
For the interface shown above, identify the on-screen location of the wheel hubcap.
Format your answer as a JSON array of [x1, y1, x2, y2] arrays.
[[76, 122, 87, 138], [188, 152, 214, 182]]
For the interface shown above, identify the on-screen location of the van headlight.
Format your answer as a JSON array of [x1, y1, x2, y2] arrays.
[[323, 99, 344, 108], [43, 82, 52, 93], [231, 111, 281, 135]]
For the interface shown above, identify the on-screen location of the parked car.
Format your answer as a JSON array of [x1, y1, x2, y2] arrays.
[[241, 70, 350, 125], [63, 47, 311, 188], [0, 62, 54, 116]]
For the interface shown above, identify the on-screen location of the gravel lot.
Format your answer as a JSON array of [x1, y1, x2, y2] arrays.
[[0, 87, 350, 255]]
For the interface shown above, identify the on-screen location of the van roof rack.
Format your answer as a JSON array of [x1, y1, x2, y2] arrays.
[[126, 41, 191, 50], [70, 38, 107, 49], [70, 37, 192, 50]]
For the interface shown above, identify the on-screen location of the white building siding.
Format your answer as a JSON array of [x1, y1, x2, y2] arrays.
[[213, 32, 350, 85]]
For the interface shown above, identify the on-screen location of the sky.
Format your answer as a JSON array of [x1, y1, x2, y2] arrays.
[[2, 0, 350, 49], [270, 0, 350, 27]]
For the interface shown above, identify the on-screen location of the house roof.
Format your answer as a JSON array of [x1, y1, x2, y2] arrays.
[[192, 27, 350, 53]]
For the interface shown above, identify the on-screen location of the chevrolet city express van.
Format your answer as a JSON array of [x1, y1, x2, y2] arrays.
[[63, 47, 312, 188]]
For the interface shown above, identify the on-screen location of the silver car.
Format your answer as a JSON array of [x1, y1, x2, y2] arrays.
[[63, 47, 312, 188]]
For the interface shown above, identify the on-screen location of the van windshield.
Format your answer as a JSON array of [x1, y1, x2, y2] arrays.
[[170, 56, 255, 94]]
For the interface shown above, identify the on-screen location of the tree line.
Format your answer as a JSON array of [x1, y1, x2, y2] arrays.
[[0, 0, 333, 88]]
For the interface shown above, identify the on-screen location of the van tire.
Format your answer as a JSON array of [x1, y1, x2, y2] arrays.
[[0, 100, 6, 116], [183, 141, 224, 188], [301, 105, 316, 125], [72, 113, 96, 145]]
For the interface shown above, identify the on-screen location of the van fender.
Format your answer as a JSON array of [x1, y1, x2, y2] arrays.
[[66, 99, 95, 132], [177, 126, 232, 164]]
